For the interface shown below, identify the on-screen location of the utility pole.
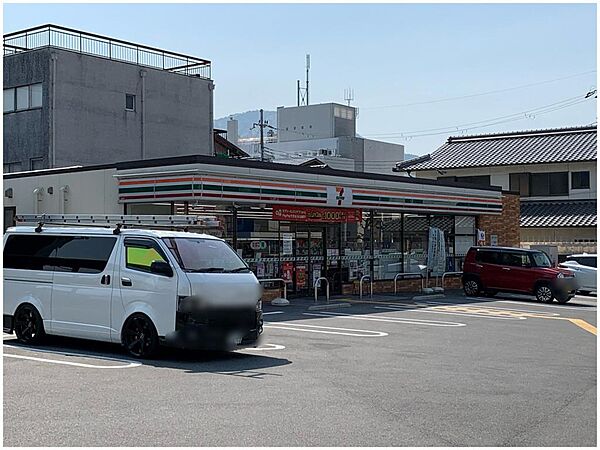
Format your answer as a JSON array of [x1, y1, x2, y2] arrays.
[[252, 109, 275, 162], [259, 109, 264, 162]]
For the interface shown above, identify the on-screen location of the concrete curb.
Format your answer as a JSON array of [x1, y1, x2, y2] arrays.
[[270, 298, 290, 306], [307, 303, 353, 311]]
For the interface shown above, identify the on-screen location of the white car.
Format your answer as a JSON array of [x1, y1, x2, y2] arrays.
[[559, 254, 597, 294], [3, 225, 263, 358]]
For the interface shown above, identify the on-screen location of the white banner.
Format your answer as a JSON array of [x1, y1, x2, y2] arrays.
[[427, 227, 446, 276]]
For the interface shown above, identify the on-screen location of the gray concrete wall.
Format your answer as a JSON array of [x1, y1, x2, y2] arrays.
[[277, 103, 334, 142], [362, 138, 404, 174], [337, 136, 365, 171], [4, 47, 214, 170], [52, 48, 213, 167], [3, 49, 51, 169]]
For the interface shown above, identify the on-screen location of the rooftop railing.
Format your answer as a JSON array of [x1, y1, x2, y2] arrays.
[[4, 24, 211, 79]]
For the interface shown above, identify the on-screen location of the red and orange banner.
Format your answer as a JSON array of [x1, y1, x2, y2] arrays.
[[272, 205, 362, 223]]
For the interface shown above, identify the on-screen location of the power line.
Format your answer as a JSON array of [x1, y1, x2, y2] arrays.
[[363, 92, 595, 140], [360, 70, 597, 110]]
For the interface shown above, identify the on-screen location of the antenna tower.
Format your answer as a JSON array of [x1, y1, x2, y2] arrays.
[[297, 54, 310, 106], [344, 88, 354, 106]]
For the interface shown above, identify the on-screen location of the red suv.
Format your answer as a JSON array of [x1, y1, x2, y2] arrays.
[[462, 247, 576, 304]]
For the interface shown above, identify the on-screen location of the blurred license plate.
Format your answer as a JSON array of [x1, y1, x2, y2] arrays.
[[229, 333, 243, 345]]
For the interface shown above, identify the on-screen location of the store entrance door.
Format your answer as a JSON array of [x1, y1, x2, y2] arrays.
[[291, 223, 342, 298]]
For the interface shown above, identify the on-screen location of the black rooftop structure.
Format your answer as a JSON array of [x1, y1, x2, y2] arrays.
[[397, 125, 597, 171]]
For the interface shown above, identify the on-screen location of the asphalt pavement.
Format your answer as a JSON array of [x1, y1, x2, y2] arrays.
[[3, 292, 596, 446]]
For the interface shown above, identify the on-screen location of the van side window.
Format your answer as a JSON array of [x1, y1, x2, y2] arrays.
[[125, 238, 168, 273], [54, 236, 117, 273], [475, 250, 499, 264], [4, 235, 60, 271]]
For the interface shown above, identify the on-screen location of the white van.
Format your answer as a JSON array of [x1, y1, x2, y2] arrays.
[[3, 225, 264, 358]]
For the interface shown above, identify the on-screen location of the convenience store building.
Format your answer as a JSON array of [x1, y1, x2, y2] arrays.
[[3, 155, 519, 296]]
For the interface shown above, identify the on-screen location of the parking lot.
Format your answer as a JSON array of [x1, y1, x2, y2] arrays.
[[4, 292, 596, 447]]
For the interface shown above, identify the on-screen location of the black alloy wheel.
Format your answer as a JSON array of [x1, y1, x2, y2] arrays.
[[14, 304, 45, 344], [463, 278, 482, 296], [122, 314, 159, 358]]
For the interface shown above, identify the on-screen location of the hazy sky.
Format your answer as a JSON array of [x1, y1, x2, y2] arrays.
[[4, 3, 597, 155]]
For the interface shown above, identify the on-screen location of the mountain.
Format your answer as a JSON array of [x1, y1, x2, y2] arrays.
[[214, 110, 277, 138]]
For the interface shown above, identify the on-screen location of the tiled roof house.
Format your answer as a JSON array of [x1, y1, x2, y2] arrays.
[[397, 125, 597, 255]]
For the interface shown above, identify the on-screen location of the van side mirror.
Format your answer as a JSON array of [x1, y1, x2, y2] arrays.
[[150, 260, 173, 277]]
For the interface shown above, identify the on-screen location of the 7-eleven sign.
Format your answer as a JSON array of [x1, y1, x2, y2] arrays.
[[327, 186, 353, 207]]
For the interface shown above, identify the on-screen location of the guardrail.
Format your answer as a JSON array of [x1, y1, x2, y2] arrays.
[[441, 271, 463, 290], [3, 24, 211, 79], [359, 275, 373, 300], [394, 272, 425, 294], [314, 277, 330, 303], [257, 278, 288, 305]]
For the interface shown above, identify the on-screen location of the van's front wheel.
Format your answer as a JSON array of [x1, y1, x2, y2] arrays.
[[14, 304, 45, 345], [122, 314, 159, 358]]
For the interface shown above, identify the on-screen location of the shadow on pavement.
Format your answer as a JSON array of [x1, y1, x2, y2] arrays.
[[4, 335, 291, 377]]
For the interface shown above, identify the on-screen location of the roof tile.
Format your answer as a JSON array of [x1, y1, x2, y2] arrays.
[[404, 126, 597, 170]]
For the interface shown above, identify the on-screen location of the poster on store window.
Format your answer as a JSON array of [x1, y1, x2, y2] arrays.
[[296, 265, 307, 288], [282, 262, 294, 283], [256, 262, 265, 278], [282, 233, 293, 255], [313, 267, 321, 284]]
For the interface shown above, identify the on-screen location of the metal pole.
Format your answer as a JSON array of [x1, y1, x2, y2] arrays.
[[400, 213, 405, 272], [369, 210, 375, 286], [232, 205, 238, 250], [259, 108, 264, 162]]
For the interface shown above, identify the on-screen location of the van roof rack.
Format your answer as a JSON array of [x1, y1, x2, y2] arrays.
[[15, 214, 220, 234]]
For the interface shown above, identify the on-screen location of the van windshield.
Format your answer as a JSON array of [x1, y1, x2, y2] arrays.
[[531, 251, 552, 268], [162, 238, 250, 273]]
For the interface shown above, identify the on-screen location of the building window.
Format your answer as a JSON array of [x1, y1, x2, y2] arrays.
[[3, 162, 23, 173], [30, 157, 45, 171], [30, 83, 42, 108], [3, 83, 42, 113], [509, 173, 530, 196], [3, 88, 15, 112], [16, 86, 29, 110], [439, 175, 491, 187], [530, 172, 568, 197], [125, 94, 136, 111], [572, 171, 590, 190]]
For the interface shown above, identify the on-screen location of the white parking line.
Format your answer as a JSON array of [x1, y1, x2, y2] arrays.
[[374, 306, 526, 320], [3, 344, 141, 369], [237, 343, 286, 351], [263, 311, 284, 315], [303, 312, 466, 327], [264, 322, 388, 337]]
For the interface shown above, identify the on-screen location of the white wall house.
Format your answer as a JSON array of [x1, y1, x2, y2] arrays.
[[396, 126, 597, 256]]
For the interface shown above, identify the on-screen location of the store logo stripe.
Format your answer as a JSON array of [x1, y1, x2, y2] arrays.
[[199, 176, 327, 192], [352, 188, 502, 204]]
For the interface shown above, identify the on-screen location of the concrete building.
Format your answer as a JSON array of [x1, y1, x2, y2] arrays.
[[3, 24, 214, 173], [396, 126, 597, 257], [234, 103, 405, 174]]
